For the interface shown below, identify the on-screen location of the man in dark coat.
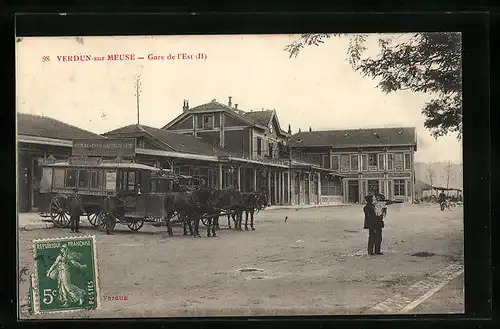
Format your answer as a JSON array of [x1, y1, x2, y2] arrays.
[[438, 191, 447, 203], [69, 189, 85, 233], [363, 195, 384, 255], [102, 196, 116, 235]]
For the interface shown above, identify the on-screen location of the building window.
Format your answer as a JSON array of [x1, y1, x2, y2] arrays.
[[361, 154, 368, 171], [350, 154, 359, 171], [404, 153, 411, 170], [77, 170, 89, 189], [387, 154, 394, 171], [256, 137, 262, 156], [368, 180, 379, 195], [137, 139, 146, 148], [65, 169, 77, 188], [394, 153, 404, 171], [394, 179, 405, 196], [331, 155, 339, 170], [202, 115, 214, 130], [214, 114, 221, 128], [196, 115, 203, 129], [321, 155, 329, 168], [378, 154, 385, 171], [340, 155, 349, 172], [368, 154, 378, 167], [268, 142, 274, 158], [53, 168, 65, 189]]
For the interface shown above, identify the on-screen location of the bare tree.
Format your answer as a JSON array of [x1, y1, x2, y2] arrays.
[[444, 161, 455, 189], [134, 74, 142, 124], [426, 166, 436, 188]]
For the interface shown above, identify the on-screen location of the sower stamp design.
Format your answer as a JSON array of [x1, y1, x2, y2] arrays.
[[32, 235, 100, 314]]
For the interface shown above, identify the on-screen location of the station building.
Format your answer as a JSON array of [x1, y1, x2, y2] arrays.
[[17, 113, 105, 212], [288, 127, 418, 203]]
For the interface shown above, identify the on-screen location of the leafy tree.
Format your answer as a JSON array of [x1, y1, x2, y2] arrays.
[[284, 33, 462, 140]]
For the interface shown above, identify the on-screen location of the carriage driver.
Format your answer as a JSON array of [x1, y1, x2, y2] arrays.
[[103, 196, 117, 235], [69, 188, 85, 233]]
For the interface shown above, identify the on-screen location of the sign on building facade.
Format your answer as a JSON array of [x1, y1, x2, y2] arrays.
[[72, 138, 136, 157]]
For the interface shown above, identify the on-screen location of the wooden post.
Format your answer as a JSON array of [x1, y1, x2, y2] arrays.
[[318, 172, 322, 204], [218, 163, 223, 190], [281, 172, 285, 205], [273, 172, 280, 204], [267, 169, 272, 204], [288, 170, 292, 205], [307, 172, 312, 204], [253, 168, 257, 192], [411, 147, 415, 203], [237, 166, 241, 191]]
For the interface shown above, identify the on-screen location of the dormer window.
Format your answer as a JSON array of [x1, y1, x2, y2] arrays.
[[202, 115, 214, 130], [397, 131, 402, 135]]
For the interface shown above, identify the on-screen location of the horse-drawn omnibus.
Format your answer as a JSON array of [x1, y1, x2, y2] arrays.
[[37, 156, 178, 232]]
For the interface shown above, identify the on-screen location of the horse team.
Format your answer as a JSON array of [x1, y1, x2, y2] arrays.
[[163, 186, 270, 238]]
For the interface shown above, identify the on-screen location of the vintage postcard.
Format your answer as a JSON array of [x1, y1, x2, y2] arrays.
[[16, 34, 463, 319]]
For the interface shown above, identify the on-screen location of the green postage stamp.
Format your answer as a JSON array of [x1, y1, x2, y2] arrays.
[[32, 235, 100, 314]]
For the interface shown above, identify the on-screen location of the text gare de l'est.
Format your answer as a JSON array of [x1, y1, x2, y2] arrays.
[[55, 53, 207, 62]]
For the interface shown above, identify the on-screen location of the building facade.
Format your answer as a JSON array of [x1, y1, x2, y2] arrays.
[[161, 97, 339, 206], [288, 127, 418, 203]]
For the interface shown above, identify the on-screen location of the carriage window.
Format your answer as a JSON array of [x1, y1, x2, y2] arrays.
[[90, 170, 104, 189], [52, 168, 65, 189], [77, 170, 90, 189], [65, 169, 77, 188], [120, 171, 136, 191]]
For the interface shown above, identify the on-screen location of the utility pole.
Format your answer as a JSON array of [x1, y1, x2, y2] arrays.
[[134, 74, 142, 125]]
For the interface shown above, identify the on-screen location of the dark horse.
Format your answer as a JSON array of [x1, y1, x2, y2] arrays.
[[224, 191, 269, 230], [211, 187, 246, 231], [163, 187, 214, 237]]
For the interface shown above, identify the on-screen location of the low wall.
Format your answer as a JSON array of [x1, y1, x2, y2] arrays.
[[320, 195, 343, 205]]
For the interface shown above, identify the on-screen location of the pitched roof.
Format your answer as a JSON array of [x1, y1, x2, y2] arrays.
[[242, 110, 273, 127], [17, 113, 104, 140], [288, 127, 417, 149], [415, 180, 433, 191], [103, 124, 234, 157]]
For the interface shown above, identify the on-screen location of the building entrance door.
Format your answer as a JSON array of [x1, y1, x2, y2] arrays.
[[18, 155, 31, 212], [348, 180, 359, 203]]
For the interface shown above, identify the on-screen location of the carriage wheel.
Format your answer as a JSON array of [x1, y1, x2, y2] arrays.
[[97, 211, 116, 232], [87, 212, 100, 228], [49, 196, 70, 228], [127, 220, 144, 231], [201, 216, 209, 227]]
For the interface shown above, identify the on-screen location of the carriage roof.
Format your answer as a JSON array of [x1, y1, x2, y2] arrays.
[[41, 161, 162, 172]]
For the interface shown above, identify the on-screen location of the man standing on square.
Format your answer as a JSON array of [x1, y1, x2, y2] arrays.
[[363, 195, 384, 255], [69, 189, 85, 233]]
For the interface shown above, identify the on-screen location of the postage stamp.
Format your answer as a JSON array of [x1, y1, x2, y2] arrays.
[[32, 235, 100, 314]]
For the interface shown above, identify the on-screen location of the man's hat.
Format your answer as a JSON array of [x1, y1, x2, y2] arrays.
[[365, 195, 373, 202]]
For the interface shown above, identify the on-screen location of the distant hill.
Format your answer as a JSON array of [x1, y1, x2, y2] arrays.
[[415, 162, 463, 190]]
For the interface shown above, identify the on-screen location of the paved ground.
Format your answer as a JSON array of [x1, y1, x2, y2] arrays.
[[18, 203, 464, 319]]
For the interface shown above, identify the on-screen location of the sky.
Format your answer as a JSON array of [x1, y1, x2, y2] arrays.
[[15, 34, 462, 164]]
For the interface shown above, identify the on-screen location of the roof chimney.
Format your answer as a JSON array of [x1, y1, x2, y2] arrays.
[[288, 124, 291, 134], [235, 104, 238, 110], [298, 128, 301, 133], [228, 96, 232, 107], [309, 126, 312, 132], [183, 100, 189, 112]]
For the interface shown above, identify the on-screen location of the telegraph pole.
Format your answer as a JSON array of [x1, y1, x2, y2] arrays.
[[134, 74, 142, 125]]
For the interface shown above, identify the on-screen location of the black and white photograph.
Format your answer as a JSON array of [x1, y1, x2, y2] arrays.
[[16, 33, 464, 318]]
